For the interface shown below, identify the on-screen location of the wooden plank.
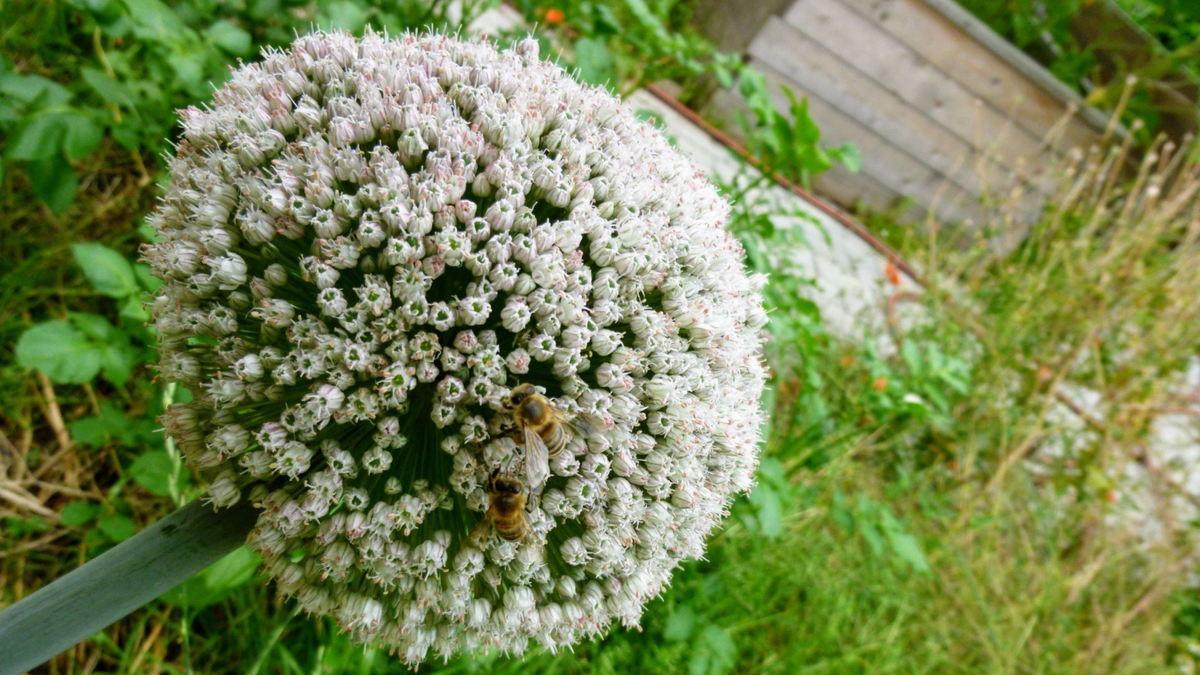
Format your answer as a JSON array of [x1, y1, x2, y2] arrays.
[[750, 57, 988, 227], [749, 17, 1050, 202], [705, 88, 908, 214], [838, 0, 1106, 151], [691, 0, 794, 53], [782, 0, 1056, 174]]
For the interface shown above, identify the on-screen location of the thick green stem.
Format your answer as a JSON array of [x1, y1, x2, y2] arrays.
[[0, 499, 259, 675]]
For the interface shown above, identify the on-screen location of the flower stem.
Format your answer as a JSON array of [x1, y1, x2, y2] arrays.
[[0, 499, 259, 675]]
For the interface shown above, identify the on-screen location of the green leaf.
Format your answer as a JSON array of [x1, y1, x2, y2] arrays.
[[68, 402, 130, 447], [161, 547, 262, 609], [98, 513, 138, 542], [72, 242, 139, 298], [69, 312, 116, 341], [25, 156, 78, 214], [573, 38, 615, 87], [702, 625, 738, 675], [885, 530, 930, 573], [63, 113, 104, 161], [121, 0, 191, 43], [749, 484, 784, 538], [134, 263, 162, 292], [119, 295, 151, 325], [6, 112, 67, 161], [664, 604, 696, 642], [205, 20, 253, 55], [15, 321, 103, 384], [128, 450, 175, 497], [0, 72, 72, 106], [317, 1, 369, 32], [61, 501, 100, 526], [81, 67, 135, 109], [831, 143, 861, 174], [100, 339, 139, 386], [901, 340, 924, 376]]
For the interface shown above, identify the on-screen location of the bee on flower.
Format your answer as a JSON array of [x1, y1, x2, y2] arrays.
[[146, 29, 767, 665]]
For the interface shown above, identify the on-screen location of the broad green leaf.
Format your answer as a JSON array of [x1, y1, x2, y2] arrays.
[[758, 457, 787, 489], [5, 515, 50, 536], [98, 513, 137, 542], [161, 547, 262, 609], [72, 242, 139, 298], [749, 484, 784, 538], [25, 156, 78, 214], [701, 625, 738, 675], [15, 321, 102, 383], [81, 68, 135, 108], [687, 651, 712, 675], [832, 143, 862, 174], [119, 295, 151, 325], [100, 340, 139, 386], [166, 52, 206, 89], [5, 112, 67, 161], [60, 501, 100, 526], [0, 72, 72, 106], [204, 20, 253, 55], [128, 450, 175, 497], [122, 0, 191, 43], [63, 113, 104, 161], [317, 1, 369, 32], [664, 604, 696, 642], [68, 402, 129, 447], [901, 340, 923, 376], [134, 263, 162, 291], [68, 312, 116, 341], [573, 38, 615, 87], [885, 530, 930, 573]]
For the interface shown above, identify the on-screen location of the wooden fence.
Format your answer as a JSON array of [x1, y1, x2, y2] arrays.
[[696, 0, 1117, 227]]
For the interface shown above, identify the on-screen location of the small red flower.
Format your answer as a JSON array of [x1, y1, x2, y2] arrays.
[[871, 377, 888, 392], [545, 7, 565, 24]]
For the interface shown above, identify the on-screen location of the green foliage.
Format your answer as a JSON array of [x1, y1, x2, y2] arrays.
[[739, 70, 860, 189], [956, 0, 1200, 139], [0, 0, 499, 211], [15, 243, 150, 385], [520, 0, 743, 98], [2, 3, 1196, 674], [161, 546, 262, 609]]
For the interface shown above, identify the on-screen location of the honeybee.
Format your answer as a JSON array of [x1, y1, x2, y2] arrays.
[[471, 469, 530, 542], [503, 383, 598, 500]]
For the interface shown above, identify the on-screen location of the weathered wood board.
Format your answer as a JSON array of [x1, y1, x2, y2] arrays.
[[840, 0, 1107, 151], [785, 0, 1049, 165], [749, 16, 1053, 204]]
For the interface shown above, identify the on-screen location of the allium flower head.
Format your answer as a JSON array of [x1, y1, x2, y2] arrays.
[[146, 29, 767, 663]]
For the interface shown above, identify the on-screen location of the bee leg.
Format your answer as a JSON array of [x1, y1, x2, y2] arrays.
[[467, 512, 492, 546]]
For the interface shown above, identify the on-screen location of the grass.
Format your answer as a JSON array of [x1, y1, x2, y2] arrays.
[[4, 1, 1200, 674]]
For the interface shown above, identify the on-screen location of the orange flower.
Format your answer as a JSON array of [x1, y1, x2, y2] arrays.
[[871, 377, 888, 392], [1105, 489, 1118, 503], [545, 7, 565, 24], [884, 260, 901, 286]]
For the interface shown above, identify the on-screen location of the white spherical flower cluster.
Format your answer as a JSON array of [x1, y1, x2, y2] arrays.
[[146, 29, 767, 664]]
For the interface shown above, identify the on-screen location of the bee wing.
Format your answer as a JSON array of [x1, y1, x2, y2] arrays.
[[564, 413, 603, 439], [524, 424, 551, 495]]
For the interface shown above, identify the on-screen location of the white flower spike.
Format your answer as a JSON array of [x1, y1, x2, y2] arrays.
[[146, 29, 767, 665]]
